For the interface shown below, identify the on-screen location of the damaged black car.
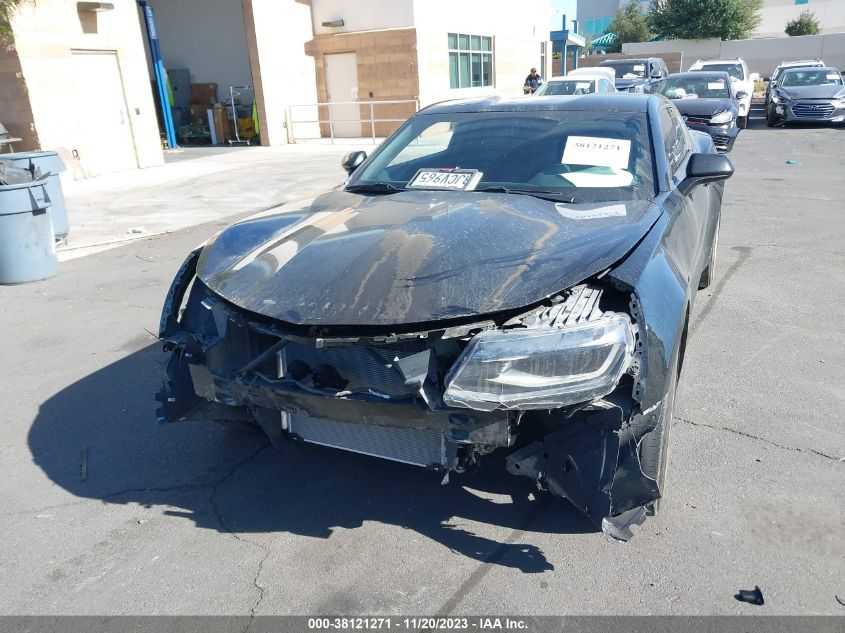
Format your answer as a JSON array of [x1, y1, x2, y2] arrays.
[[157, 94, 733, 541]]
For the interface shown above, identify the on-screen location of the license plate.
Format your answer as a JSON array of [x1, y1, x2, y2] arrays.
[[407, 169, 482, 191]]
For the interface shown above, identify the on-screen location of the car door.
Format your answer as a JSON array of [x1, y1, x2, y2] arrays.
[[659, 105, 714, 289]]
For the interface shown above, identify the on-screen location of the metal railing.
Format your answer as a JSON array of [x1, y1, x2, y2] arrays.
[[286, 99, 419, 144]]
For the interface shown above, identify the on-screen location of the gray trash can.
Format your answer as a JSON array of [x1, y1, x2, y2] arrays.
[[2, 151, 69, 240], [0, 179, 57, 284]]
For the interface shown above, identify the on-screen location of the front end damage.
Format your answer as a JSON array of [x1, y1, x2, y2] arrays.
[[157, 250, 669, 541]]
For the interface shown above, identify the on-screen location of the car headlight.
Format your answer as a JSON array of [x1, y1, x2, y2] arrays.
[[443, 314, 635, 411], [710, 110, 733, 124], [772, 93, 788, 105]]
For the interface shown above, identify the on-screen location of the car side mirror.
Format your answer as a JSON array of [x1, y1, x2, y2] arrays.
[[763, 77, 771, 82], [680, 153, 733, 194], [735, 91, 748, 100], [341, 151, 367, 175]]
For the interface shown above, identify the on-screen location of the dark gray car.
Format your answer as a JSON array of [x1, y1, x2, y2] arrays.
[[767, 67, 845, 126], [598, 57, 669, 93], [654, 71, 743, 152], [157, 95, 733, 541]]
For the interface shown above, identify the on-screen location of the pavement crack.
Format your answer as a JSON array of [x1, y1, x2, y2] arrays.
[[674, 416, 840, 461]]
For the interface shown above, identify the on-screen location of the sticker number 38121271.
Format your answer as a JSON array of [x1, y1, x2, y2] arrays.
[[562, 136, 632, 170]]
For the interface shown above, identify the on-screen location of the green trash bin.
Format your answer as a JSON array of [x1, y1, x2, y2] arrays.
[[0, 178, 57, 284], [2, 151, 69, 240]]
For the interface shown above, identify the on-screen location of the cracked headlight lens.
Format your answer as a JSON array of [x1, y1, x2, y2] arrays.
[[710, 110, 733, 124], [443, 314, 634, 411]]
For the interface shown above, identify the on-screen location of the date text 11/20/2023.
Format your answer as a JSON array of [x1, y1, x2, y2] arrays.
[[307, 617, 529, 630]]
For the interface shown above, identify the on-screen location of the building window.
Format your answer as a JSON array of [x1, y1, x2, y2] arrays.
[[448, 33, 493, 89], [583, 17, 612, 36], [540, 42, 546, 79]]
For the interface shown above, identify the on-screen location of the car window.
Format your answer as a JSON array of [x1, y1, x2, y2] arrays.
[[535, 80, 595, 96], [659, 107, 689, 177], [600, 79, 613, 93], [694, 63, 744, 81], [657, 75, 731, 99], [600, 61, 647, 79], [386, 121, 454, 167], [352, 110, 657, 202], [780, 69, 843, 87]]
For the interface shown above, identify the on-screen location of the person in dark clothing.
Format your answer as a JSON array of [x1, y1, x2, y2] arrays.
[[523, 68, 543, 93]]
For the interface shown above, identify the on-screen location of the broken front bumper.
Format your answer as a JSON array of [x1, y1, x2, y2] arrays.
[[157, 252, 669, 540]]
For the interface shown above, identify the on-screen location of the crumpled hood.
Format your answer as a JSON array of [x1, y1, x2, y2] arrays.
[[670, 97, 735, 117], [196, 189, 661, 327], [779, 84, 845, 100]]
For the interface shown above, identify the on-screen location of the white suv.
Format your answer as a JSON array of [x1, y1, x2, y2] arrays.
[[688, 58, 758, 128]]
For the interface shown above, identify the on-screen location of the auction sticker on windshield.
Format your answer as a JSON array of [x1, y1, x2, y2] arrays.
[[407, 169, 483, 190], [562, 136, 631, 169]]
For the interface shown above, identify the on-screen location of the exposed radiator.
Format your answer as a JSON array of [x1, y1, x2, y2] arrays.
[[289, 414, 446, 468]]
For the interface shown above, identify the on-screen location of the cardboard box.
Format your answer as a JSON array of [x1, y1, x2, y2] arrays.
[[209, 106, 233, 144], [191, 83, 218, 105]]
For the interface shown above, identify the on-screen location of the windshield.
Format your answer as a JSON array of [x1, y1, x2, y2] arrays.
[[693, 63, 744, 81], [773, 63, 822, 81], [348, 110, 656, 202], [601, 61, 647, 79], [780, 69, 842, 87], [657, 75, 731, 99], [535, 80, 595, 96]]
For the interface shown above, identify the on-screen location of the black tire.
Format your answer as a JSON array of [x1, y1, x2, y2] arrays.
[[737, 115, 748, 130], [699, 219, 719, 289], [639, 350, 680, 514], [766, 106, 777, 127]]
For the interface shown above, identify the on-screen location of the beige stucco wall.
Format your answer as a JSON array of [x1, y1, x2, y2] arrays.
[[624, 33, 845, 77], [758, 0, 845, 37], [413, 0, 552, 107], [243, 0, 318, 145], [9, 0, 163, 177], [311, 0, 415, 36]]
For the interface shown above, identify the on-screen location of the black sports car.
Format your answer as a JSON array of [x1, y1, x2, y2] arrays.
[[157, 95, 733, 541], [654, 71, 743, 152]]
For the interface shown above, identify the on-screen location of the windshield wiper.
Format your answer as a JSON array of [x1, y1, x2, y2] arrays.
[[475, 186, 577, 203], [345, 182, 404, 194]]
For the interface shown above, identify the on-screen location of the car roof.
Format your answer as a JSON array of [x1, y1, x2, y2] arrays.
[[546, 76, 597, 82], [779, 66, 839, 75], [419, 94, 656, 115], [694, 58, 743, 64], [599, 58, 655, 64], [666, 71, 732, 80], [776, 59, 824, 68]]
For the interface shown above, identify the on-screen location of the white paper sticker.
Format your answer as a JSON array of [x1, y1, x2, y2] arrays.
[[826, 73, 840, 81], [576, 82, 592, 89], [556, 203, 627, 220], [707, 81, 725, 90], [561, 169, 634, 188], [633, 64, 645, 72], [562, 136, 632, 169]]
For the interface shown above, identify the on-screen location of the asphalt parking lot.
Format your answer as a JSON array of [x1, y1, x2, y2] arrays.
[[1, 113, 843, 616]]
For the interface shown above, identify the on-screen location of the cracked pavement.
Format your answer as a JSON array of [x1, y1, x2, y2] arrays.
[[0, 121, 843, 615]]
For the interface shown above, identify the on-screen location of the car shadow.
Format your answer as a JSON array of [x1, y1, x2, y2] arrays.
[[28, 343, 595, 574]]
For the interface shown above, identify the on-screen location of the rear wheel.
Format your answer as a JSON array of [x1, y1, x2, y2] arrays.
[[699, 219, 719, 289]]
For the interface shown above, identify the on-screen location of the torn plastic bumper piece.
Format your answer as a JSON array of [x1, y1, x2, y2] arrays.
[[505, 404, 661, 541]]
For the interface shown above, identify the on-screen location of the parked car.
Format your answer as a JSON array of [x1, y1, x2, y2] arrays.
[[654, 71, 743, 152], [688, 58, 757, 129], [764, 59, 826, 108], [598, 57, 669, 93], [533, 73, 617, 96], [157, 94, 733, 541], [767, 67, 845, 126]]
